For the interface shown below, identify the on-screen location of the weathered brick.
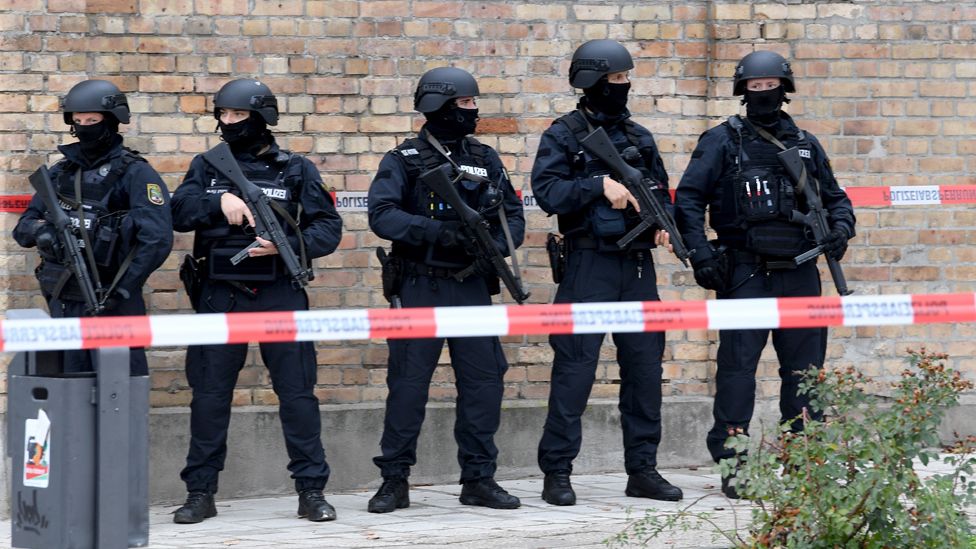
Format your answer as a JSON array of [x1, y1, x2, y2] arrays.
[[84, 0, 136, 13], [573, 5, 618, 21], [714, 4, 751, 20], [360, 0, 409, 17], [138, 75, 193, 93], [515, 4, 566, 21]]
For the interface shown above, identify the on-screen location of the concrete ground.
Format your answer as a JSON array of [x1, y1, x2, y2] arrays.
[[2, 467, 748, 549], [3, 459, 973, 548]]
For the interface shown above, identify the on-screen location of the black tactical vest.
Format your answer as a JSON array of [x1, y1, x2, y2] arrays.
[[392, 136, 496, 267], [36, 150, 143, 301], [724, 116, 816, 257], [553, 110, 661, 248], [196, 150, 304, 281], [53, 150, 143, 269]]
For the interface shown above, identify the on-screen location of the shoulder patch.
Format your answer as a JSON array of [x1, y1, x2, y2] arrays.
[[799, 149, 811, 159], [398, 148, 419, 156], [147, 183, 165, 205]]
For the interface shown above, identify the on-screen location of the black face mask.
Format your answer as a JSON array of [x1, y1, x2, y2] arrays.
[[219, 115, 269, 154], [584, 80, 631, 116], [744, 87, 786, 124], [73, 119, 117, 160], [424, 104, 479, 141]]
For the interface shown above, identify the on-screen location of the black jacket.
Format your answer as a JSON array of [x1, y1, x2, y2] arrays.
[[530, 106, 670, 248], [675, 112, 855, 258], [368, 126, 524, 267], [13, 138, 173, 298], [171, 139, 341, 263]]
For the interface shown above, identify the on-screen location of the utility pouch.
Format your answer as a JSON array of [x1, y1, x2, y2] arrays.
[[736, 168, 794, 223], [208, 240, 277, 282], [179, 255, 204, 309], [546, 232, 567, 284], [588, 201, 627, 238], [744, 220, 810, 259], [92, 212, 124, 268], [35, 260, 85, 302]]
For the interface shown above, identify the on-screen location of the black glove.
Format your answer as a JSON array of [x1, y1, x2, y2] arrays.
[[99, 287, 131, 312], [470, 257, 496, 278], [33, 221, 58, 259], [692, 250, 726, 292], [436, 220, 466, 248], [821, 228, 849, 261]]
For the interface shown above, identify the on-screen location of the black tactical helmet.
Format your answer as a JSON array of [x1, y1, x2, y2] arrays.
[[61, 79, 130, 125], [213, 79, 279, 125], [569, 39, 634, 89], [413, 67, 479, 113], [733, 51, 796, 96]]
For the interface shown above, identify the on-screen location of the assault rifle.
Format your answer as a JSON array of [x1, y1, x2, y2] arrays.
[[579, 126, 693, 266], [202, 143, 312, 289], [779, 147, 852, 296], [419, 163, 530, 304], [29, 165, 104, 315]]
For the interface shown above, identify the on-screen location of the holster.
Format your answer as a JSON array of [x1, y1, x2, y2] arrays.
[[484, 273, 501, 296], [376, 247, 403, 305], [546, 232, 567, 284], [179, 255, 203, 309]]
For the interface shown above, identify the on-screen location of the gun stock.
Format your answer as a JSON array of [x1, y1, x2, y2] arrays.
[[778, 147, 852, 296], [202, 143, 312, 289], [579, 126, 693, 266], [419, 163, 530, 304], [28, 166, 104, 315]]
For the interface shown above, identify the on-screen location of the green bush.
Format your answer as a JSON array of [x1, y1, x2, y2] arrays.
[[608, 348, 976, 548]]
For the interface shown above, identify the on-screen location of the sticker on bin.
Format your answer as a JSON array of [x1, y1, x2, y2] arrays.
[[24, 409, 51, 488]]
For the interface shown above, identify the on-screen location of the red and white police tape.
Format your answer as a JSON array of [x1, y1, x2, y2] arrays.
[[4, 185, 976, 213], [2, 293, 973, 353]]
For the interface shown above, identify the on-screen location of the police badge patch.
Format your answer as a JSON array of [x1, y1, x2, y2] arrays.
[[147, 183, 165, 205]]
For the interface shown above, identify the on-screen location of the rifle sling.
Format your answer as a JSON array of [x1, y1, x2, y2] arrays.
[[73, 168, 103, 292], [494, 203, 524, 290], [268, 199, 308, 275], [204, 146, 310, 275], [753, 125, 812, 196], [424, 131, 525, 291]]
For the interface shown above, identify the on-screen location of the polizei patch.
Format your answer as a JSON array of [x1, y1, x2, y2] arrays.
[[147, 183, 165, 205], [459, 165, 488, 178]]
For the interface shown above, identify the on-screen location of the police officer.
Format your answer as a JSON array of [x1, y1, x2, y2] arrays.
[[13, 79, 173, 375], [674, 51, 856, 498], [170, 79, 342, 522], [366, 67, 525, 513], [531, 39, 683, 505]]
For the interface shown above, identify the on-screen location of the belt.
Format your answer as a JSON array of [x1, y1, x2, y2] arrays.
[[402, 259, 467, 279], [566, 235, 599, 252], [730, 249, 797, 270], [566, 235, 652, 254]]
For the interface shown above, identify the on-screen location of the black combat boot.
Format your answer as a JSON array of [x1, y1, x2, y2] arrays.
[[721, 471, 748, 500], [541, 470, 576, 506], [459, 478, 521, 509], [367, 478, 410, 513], [173, 491, 216, 524], [298, 489, 337, 522], [625, 468, 683, 501]]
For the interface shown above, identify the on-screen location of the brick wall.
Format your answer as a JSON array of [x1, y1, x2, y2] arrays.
[[2, 1, 975, 410]]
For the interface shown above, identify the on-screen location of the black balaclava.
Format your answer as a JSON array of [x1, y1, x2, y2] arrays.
[[424, 101, 478, 141], [73, 116, 119, 160], [744, 86, 787, 126], [583, 77, 631, 116], [218, 114, 271, 155]]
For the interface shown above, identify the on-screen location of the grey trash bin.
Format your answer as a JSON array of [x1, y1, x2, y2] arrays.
[[6, 310, 149, 549]]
